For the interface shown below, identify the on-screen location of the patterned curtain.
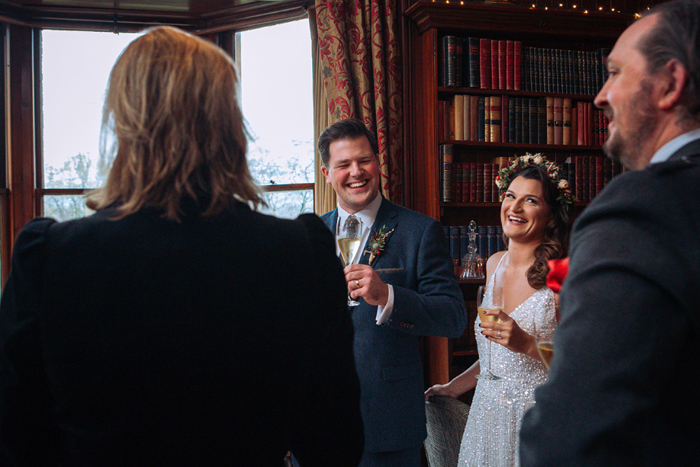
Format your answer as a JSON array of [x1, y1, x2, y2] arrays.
[[309, 7, 337, 216], [314, 0, 403, 204]]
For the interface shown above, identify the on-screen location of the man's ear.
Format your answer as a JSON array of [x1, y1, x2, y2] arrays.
[[321, 165, 331, 184], [658, 58, 688, 111]]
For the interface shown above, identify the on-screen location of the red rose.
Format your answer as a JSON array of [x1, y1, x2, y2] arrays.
[[546, 257, 569, 293]]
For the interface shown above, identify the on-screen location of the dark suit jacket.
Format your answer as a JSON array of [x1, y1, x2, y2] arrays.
[[322, 197, 467, 453], [0, 202, 364, 466], [520, 140, 700, 466]]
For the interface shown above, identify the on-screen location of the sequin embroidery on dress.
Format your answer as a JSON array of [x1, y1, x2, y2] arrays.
[[457, 269, 557, 467]]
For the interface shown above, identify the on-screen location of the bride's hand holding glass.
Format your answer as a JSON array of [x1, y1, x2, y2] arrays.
[[486, 313, 535, 356]]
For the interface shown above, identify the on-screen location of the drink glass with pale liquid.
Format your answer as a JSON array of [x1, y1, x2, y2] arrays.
[[533, 319, 554, 369], [336, 216, 363, 306], [476, 285, 502, 381]]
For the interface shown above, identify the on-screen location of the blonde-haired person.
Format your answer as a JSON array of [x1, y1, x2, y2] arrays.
[[0, 26, 363, 466], [425, 155, 571, 467]]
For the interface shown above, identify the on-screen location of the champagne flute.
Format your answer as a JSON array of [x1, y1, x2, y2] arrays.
[[476, 284, 503, 381], [336, 215, 363, 306], [533, 319, 555, 369]]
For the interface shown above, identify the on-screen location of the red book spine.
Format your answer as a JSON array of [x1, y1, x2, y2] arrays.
[[491, 40, 499, 91], [506, 40, 514, 90], [600, 110, 606, 146], [480, 39, 492, 89], [501, 95, 509, 143], [476, 163, 484, 202], [577, 102, 585, 146], [453, 161, 462, 203], [491, 163, 499, 202], [483, 163, 492, 203], [514, 41, 521, 90], [603, 157, 613, 188], [585, 102, 592, 146], [570, 104, 578, 145], [498, 40, 506, 90], [603, 114, 610, 144], [595, 156, 604, 196], [469, 162, 477, 202], [612, 160, 622, 177], [462, 162, 469, 202]]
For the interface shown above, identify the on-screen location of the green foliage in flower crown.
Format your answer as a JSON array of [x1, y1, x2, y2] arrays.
[[494, 153, 574, 208]]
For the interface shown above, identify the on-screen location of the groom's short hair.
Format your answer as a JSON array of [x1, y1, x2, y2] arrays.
[[318, 118, 379, 168]]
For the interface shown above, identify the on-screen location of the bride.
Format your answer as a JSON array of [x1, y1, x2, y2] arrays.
[[425, 155, 572, 467]]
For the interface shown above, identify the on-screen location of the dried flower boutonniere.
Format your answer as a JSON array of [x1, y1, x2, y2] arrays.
[[364, 225, 395, 266]]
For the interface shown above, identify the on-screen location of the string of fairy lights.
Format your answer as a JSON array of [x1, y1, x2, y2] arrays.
[[432, 0, 653, 16]]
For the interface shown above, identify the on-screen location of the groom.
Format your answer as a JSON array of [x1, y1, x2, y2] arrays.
[[319, 118, 467, 467]]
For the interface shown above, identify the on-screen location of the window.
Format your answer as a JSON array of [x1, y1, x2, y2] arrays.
[[40, 21, 315, 222], [236, 19, 315, 219], [40, 30, 137, 221]]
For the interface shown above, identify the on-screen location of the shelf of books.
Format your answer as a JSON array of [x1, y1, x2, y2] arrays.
[[404, 1, 632, 385]]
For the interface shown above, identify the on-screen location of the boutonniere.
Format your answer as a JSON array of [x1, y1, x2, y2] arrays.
[[546, 257, 569, 293], [364, 225, 395, 266]]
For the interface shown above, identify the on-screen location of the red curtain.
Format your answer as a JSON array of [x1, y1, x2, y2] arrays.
[[314, 0, 404, 204]]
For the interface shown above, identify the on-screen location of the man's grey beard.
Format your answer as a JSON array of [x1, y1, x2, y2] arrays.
[[601, 78, 658, 170]]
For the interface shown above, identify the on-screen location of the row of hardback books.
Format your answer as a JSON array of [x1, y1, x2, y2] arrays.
[[439, 153, 624, 204], [440, 35, 610, 96], [440, 95, 608, 146]]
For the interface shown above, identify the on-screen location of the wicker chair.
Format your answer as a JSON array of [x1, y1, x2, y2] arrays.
[[424, 395, 471, 467]]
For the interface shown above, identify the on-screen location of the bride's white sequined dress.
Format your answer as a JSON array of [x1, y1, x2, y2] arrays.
[[458, 270, 556, 467]]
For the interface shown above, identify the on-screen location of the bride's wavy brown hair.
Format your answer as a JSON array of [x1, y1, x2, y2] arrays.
[[86, 26, 262, 221], [503, 164, 571, 289]]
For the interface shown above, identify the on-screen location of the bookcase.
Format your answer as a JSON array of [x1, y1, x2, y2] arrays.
[[403, 1, 633, 389]]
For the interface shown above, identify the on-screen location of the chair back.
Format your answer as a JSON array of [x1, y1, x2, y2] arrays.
[[424, 395, 471, 467]]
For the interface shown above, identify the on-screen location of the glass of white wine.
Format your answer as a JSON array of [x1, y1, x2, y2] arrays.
[[337, 215, 363, 306], [533, 319, 555, 369], [476, 284, 502, 381]]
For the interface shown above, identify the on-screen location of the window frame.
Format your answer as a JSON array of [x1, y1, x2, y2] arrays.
[[1, 1, 313, 286]]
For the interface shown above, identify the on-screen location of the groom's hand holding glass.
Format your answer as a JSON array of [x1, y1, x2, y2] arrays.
[[344, 264, 390, 307]]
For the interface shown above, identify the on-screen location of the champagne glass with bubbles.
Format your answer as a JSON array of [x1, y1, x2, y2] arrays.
[[337, 215, 363, 306], [476, 283, 503, 380]]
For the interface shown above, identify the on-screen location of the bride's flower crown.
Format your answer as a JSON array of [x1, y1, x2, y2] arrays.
[[495, 153, 574, 208]]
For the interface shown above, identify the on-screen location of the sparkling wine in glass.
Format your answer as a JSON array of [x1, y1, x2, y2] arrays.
[[533, 319, 555, 369], [476, 284, 503, 381], [337, 215, 363, 306]]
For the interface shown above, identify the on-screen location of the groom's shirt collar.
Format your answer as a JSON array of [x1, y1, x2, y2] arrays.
[[337, 192, 382, 232]]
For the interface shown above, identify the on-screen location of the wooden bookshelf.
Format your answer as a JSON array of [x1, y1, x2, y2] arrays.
[[403, 1, 633, 386]]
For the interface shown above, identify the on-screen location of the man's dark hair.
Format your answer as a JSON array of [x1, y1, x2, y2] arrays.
[[318, 118, 379, 168], [640, 0, 700, 124]]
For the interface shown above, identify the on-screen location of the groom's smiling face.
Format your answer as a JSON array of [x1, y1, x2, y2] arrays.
[[322, 136, 381, 214]]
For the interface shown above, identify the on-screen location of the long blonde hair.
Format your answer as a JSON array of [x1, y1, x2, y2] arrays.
[[86, 26, 262, 221]]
